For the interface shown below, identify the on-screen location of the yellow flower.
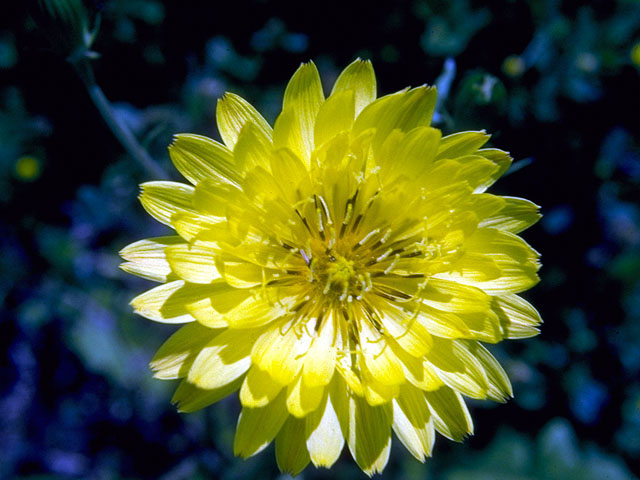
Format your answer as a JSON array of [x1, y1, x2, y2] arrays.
[[121, 59, 541, 475]]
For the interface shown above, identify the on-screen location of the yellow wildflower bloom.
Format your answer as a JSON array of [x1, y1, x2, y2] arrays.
[[121, 59, 541, 475]]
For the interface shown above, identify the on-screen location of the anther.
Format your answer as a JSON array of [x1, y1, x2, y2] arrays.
[[343, 202, 353, 225], [376, 248, 393, 262], [384, 254, 400, 274], [300, 249, 311, 265], [317, 195, 332, 225], [356, 228, 380, 248]]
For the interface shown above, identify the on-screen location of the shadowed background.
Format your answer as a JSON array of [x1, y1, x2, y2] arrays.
[[2, 0, 640, 478]]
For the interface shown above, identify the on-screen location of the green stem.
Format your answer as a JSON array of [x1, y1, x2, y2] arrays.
[[71, 57, 169, 179]]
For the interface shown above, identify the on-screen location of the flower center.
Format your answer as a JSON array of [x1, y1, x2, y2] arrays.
[[312, 251, 361, 301]]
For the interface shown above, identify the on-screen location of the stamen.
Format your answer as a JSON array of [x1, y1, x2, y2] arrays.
[[376, 248, 393, 262], [350, 213, 363, 234], [261, 268, 268, 298], [317, 207, 325, 237], [339, 282, 348, 301], [279, 318, 296, 336], [384, 254, 400, 274], [295, 209, 312, 234], [302, 317, 317, 337], [343, 202, 353, 225], [317, 195, 332, 225], [292, 299, 308, 312], [355, 228, 380, 248], [328, 228, 336, 249], [323, 273, 333, 294], [281, 241, 296, 251], [364, 272, 373, 291], [394, 308, 421, 341]]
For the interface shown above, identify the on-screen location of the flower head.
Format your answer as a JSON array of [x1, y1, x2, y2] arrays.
[[121, 59, 541, 475]]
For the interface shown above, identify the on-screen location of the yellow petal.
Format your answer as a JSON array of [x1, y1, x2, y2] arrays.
[[172, 375, 244, 413], [427, 337, 490, 400], [171, 211, 225, 243], [233, 121, 273, 173], [305, 388, 345, 468], [182, 282, 247, 328], [185, 283, 298, 329], [119, 236, 182, 282], [335, 358, 364, 397], [456, 309, 504, 343], [240, 365, 284, 408], [193, 179, 240, 217], [281, 61, 324, 160], [425, 387, 473, 441], [354, 86, 437, 151], [392, 383, 435, 461], [389, 343, 443, 391], [402, 126, 442, 176], [346, 392, 392, 476], [374, 300, 433, 357], [437, 228, 540, 294], [383, 126, 442, 182], [467, 193, 507, 221], [415, 305, 472, 339], [130, 280, 207, 323], [165, 243, 221, 284], [445, 155, 500, 191], [314, 89, 355, 147], [275, 415, 310, 476], [364, 381, 399, 406], [421, 277, 491, 313], [358, 319, 405, 386], [479, 196, 541, 233], [357, 98, 402, 147], [217, 258, 267, 288], [139, 181, 195, 227], [273, 107, 306, 166], [169, 133, 239, 186], [269, 147, 311, 205], [187, 327, 259, 389], [436, 130, 491, 160], [331, 58, 376, 116], [252, 319, 313, 385], [463, 341, 513, 402], [226, 287, 299, 329], [216, 92, 272, 149], [302, 312, 337, 387], [150, 322, 218, 379], [374, 275, 491, 314], [475, 148, 512, 192], [492, 293, 542, 338], [391, 318, 434, 358], [358, 358, 399, 406], [286, 374, 325, 417], [234, 389, 288, 457]]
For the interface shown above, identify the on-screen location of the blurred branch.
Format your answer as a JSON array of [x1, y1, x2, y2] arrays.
[[71, 57, 169, 179], [36, 0, 168, 179]]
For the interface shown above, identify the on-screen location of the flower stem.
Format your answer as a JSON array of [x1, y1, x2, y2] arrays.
[[71, 57, 169, 179]]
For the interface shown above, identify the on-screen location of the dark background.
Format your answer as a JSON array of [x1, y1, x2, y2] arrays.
[[2, 1, 640, 478]]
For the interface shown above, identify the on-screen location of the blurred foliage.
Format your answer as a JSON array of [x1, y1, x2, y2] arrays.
[[1, 0, 640, 478]]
